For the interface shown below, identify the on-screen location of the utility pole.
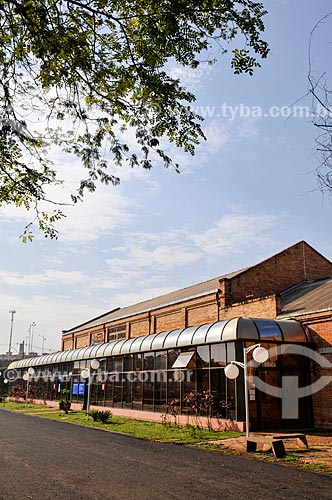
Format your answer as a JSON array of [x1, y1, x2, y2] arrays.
[[8, 310, 16, 355]]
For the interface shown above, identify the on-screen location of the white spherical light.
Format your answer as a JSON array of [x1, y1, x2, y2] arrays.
[[81, 369, 90, 379], [28, 367, 35, 375], [22, 373, 29, 381], [90, 359, 100, 370], [4, 379, 8, 384], [224, 363, 240, 379], [252, 346, 269, 364]]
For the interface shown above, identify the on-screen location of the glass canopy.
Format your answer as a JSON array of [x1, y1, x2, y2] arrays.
[[8, 317, 310, 369]]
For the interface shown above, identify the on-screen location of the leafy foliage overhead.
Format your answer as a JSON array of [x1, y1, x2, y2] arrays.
[[0, 0, 269, 239]]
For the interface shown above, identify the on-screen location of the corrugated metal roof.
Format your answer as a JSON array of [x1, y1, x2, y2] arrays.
[[280, 278, 332, 316], [63, 268, 247, 335], [9, 318, 310, 370]]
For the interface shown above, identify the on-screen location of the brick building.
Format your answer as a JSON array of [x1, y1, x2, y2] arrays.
[[8, 241, 332, 429], [61, 241, 332, 350]]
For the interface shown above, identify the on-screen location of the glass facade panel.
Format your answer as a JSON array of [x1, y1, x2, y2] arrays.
[[168, 349, 180, 368], [197, 369, 209, 394], [133, 353, 143, 371], [182, 370, 196, 398], [105, 380, 114, 406], [114, 357, 123, 372], [143, 376, 154, 411], [123, 354, 133, 372], [113, 379, 122, 407], [106, 357, 114, 372], [155, 351, 167, 370], [211, 344, 226, 367], [226, 379, 236, 420], [154, 372, 167, 412], [132, 378, 143, 410], [167, 371, 181, 405], [210, 369, 226, 416], [122, 379, 132, 409], [143, 352, 155, 371], [197, 346, 210, 368], [226, 342, 236, 362]]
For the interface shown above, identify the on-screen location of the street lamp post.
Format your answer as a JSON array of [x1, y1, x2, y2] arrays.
[[81, 359, 100, 419], [8, 310, 16, 355], [30, 322, 36, 353], [22, 367, 35, 409], [224, 344, 269, 438]]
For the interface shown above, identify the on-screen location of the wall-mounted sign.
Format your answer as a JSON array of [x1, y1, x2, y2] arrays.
[[72, 382, 85, 395], [318, 347, 332, 354], [91, 332, 105, 345]]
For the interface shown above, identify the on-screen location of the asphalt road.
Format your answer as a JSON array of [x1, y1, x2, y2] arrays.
[[1, 409, 332, 500]]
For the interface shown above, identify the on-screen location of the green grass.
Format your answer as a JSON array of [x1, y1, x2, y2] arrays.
[[0, 401, 240, 444], [0, 400, 55, 412]]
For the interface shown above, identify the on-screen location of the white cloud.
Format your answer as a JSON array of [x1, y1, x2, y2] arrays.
[[57, 187, 134, 242], [0, 269, 87, 287], [168, 63, 215, 93], [203, 120, 229, 152], [103, 212, 281, 287], [191, 213, 280, 260]]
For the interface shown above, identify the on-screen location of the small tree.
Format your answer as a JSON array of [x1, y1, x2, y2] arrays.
[[58, 389, 71, 414]]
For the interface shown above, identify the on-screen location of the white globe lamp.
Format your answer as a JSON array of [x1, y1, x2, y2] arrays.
[[90, 359, 100, 370], [224, 363, 240, 380], [252, 346, 269, 364], [81, 368, 90, 379]]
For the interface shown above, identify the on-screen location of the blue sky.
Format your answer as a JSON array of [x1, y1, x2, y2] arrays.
[[1, 0, 332, 354]]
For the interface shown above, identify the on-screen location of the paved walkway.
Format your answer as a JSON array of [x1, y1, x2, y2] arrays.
[[1, 409, 332, 500]]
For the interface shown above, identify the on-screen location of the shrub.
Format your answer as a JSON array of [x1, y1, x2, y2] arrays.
[[89, 409, 100, 422], [97, 410, 112, 424], [89, 409, 113, 424]]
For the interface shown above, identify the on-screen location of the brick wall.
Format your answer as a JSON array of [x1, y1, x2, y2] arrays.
[[62, 338, 73, 350], [186, 302, 219, 326], [75, 334, 89, 348], [129, 318, 150, 338], [154, 309, 185, 332], [228, 242, 332, 304], [221, 295, 280, 320], [296, 313, 332, 428]]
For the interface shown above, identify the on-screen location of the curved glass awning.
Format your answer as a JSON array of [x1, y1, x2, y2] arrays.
[[8, 317, 311, 370]]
